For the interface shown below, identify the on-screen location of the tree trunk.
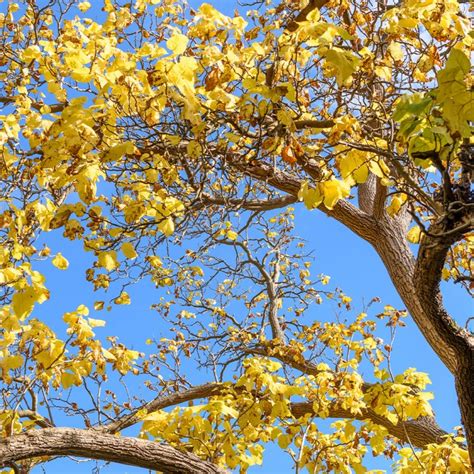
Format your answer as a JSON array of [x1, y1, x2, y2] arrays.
[[372, 220, 459, 373], [455, 353, 474, 463]]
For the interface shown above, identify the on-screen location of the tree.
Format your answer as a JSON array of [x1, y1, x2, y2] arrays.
[[0, 0, 472, 472]]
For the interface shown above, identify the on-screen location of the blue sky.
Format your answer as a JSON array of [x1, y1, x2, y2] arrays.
[[3, 0, 470, 472]]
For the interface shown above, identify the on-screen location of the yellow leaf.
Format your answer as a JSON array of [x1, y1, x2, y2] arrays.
[[167, 33, 188, 55], [321, 179, 350, 210], [121, 242, 138, 260], [388, 42, 404, 61], [338, 151, 369, 184], [77, 1, 91, 12], [158, 218, 174, 237], [98, 251, 118, 271], [324, 48, 360, 86], [298, 181, 323, 209], [114, 291, 131, 305], [387, 194, 407, 217], [61, 371, 80, 389], [277, 434, 291, 449], [1, 354, 24, 371], [22, 45, 42, 62], [375, 66, 392, 81], [0, 267, 22, 285], [147, 256, 162, 268], [52, 253, 69, 270], [104, 142, 137, 163], [12, 287, 37, 319], [88, 318, 106, 328], [102, 348, 117, 361], [35, 340, 65, 368], [407, 226, 421, 244], [226, 230, 238, 241]]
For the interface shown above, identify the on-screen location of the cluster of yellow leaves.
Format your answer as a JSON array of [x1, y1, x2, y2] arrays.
[[366, 369, 434, 425], [442, 235, 473, 287], [298, 179, 350, 210], [141, 306, 461, 473], [0, 300, 140, 390], [396, 437, 470, 473], [140, 359, 289, 471], [139, 351, 455, 473]]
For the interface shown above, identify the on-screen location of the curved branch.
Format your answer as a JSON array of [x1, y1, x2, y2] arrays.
[[414, 220, 474, 362], [0, 428, 226, 474], [244, 345, 448, 448], [291, 403, 447, 448], [101, 360, 448, 451], [413, 213, 474, 462], [103, 383, 226, 434], [294, 119, 335, 130], [235, 159, 377, 241], [196, 194, 298, 211]]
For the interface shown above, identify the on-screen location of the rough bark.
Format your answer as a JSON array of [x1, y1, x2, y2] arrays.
[[372, 219, 460, 373], [103, 368, 447, 451], [455, 360, 474, 464], [291, 403, 447, 449], [245, 346, 449, 447], [0, 428, 226, 474], [358, 173, 377, 215], [413, 217, 474, 462]]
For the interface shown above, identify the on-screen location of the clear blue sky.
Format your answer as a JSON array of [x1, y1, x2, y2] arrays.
[[8, 0, 468, 472]]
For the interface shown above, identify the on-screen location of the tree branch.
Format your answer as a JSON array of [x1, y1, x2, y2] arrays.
[[244, 345, 448, 448], [102, 383, 226, 434], [358, 173, 377, 215], [413, 213, 474, 366], [0, 428, 226, 474], [234, 159, 378, 242], [286, 0, 329, 32], [196, 194, 298, 211], [290, 403, 448, 448], [294, 119, 335, 130]]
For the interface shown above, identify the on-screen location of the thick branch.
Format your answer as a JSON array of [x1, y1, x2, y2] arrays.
[[371, 219, 461, 373], [245, 345, 448, 448], [358, 173, 377, 215], [294, 119, 335, 130], [413, 214, 474, 462], [236, 159, 378, 241], [413, 216, 474, 357], [0, 96, 66, 113], [291, 403, 447, 449], [103, 383, 226, 434], [0, 428, 225, 474]]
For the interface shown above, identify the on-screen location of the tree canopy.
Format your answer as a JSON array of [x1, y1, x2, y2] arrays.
[[0, 0, 473, 472]]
